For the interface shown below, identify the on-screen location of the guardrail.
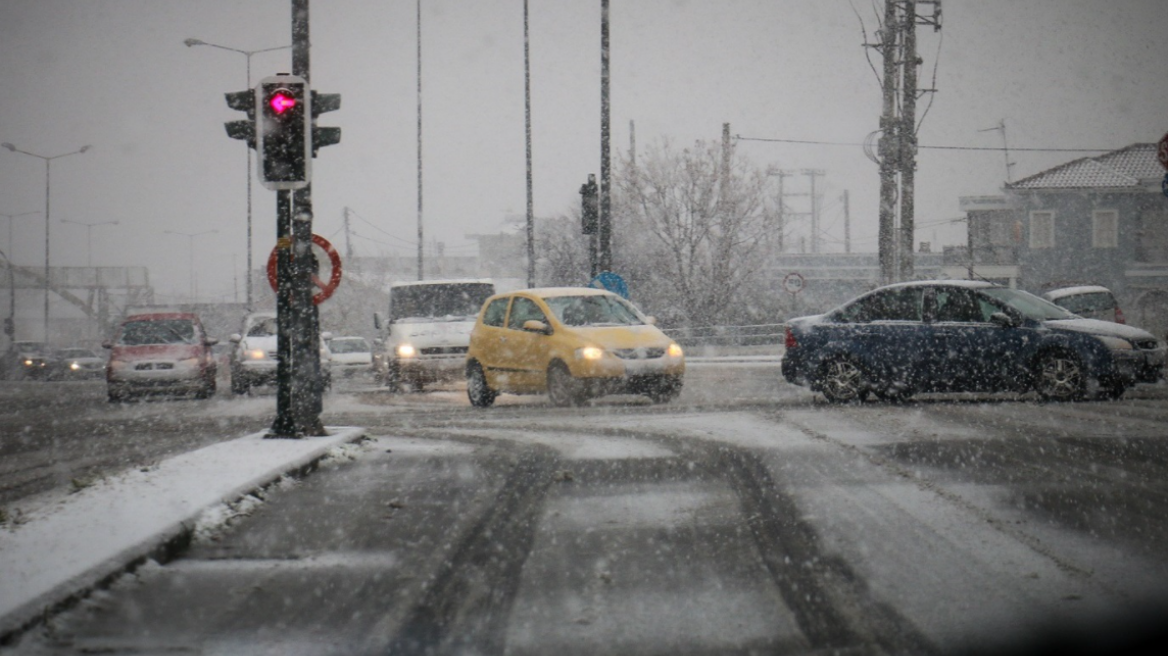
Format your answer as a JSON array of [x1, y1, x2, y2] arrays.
[[661, 323, 787, 347]]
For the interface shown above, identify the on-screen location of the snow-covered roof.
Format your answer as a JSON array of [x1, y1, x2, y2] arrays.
[[1007, 143, 1161, 190], [1042, 285, 1113, 300]]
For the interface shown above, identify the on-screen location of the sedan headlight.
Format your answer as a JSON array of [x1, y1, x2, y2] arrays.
[[667, 343, 684, 358], [577, 346, 605, 360], [396, 344, 417, 358], [1095, 335, 1132, 351]]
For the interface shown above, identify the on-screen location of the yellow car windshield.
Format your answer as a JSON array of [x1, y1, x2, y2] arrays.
[[545, 295, 643, 327]]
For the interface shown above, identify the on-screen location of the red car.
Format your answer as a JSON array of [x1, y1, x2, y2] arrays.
[[103, 312, 219, 402]]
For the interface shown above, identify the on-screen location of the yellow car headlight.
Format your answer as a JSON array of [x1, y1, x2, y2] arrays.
[[577, 346, 605, 360], [396, 344, 417, 358], [667, 343, 684, 358]]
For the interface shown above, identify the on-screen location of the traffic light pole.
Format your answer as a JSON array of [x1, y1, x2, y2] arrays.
[[269, 0, 325, 438]]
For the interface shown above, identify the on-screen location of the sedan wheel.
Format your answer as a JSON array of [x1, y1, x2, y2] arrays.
[[818, 357, 866, 404], [466, 362, 496, 408], [1034, 352, 1085, 402], [546, 362, 584, 407]]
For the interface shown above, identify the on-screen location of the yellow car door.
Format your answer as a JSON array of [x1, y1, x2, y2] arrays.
[[503, 296, 553, 391]]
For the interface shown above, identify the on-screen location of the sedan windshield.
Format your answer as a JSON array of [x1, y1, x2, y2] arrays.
[[117, 320, 197, 346], [982, 288, 1077, 321], [329, 339, 369, 354], [545, 295, 644, 327]]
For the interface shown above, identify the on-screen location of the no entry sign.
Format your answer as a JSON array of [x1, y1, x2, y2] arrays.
[[267, 233, 343, 304]]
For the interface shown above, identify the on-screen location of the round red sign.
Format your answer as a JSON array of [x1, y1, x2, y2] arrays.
[[266, 234, 343, 305]]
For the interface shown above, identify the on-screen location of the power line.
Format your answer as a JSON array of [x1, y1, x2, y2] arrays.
[[736, 135, 1113, 153]]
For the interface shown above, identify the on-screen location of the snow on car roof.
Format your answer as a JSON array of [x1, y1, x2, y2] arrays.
[[389, 278, 494, 289], [1042, 285, 1113, 299]]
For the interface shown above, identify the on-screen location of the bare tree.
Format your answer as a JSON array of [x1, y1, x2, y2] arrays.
[[613, 137, 772, 327]]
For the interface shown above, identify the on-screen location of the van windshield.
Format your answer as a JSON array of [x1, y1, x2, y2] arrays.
[[390, 283, 494, 322]]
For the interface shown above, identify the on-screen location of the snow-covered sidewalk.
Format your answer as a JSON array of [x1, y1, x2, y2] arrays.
[[0, 426, 365, 640]]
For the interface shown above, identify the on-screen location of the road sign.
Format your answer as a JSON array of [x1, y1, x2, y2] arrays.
[[588, 271, 628, 299], [266, 233, 343, 304], [1158, 132, 1168, 171], [782, 272, 805, 295]]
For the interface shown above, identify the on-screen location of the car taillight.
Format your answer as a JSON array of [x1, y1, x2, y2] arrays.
[[785, 326, 798, 349], [1115, 306, 1126, 324]]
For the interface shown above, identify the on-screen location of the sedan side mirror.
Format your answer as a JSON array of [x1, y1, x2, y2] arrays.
[[523, 319, 552, 335], [229, 333, 243, 343], [990, 312, 1018, 328], [644, 316, 657, 326], [205, 337, 219, 347]]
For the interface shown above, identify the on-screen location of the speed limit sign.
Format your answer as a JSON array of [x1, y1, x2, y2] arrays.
[[782, 272, 805, 295]]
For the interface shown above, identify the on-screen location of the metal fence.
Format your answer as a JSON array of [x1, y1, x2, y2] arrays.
[[661, 323, 787, 347]]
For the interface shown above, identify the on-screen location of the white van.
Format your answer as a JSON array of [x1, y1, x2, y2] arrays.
[[373, 279, 495, 392]]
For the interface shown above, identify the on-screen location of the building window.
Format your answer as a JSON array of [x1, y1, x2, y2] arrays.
[[1092, 210, 1118, 248], [1029, 211, 1054, 249]]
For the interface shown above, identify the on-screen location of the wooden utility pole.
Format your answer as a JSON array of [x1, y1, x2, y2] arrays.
[[876, 0, 901, 285], [898, 0, 919, 281], [598, 0, 612, 273]]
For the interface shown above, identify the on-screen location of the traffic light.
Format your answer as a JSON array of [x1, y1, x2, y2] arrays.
[[311, 91, 342, 157], [224, 90, 256, 149], [580, 174, 599, 235], [256, 74, 310, 190]]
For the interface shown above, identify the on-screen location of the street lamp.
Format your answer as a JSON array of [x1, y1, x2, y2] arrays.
[[165, 229, 218, 303], [2, 142, 92, 342], [59, 218, 118, 268], [185, 37, 291, 311]]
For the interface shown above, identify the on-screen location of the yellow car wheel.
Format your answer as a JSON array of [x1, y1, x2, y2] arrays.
[[546, 362, 584, 407]]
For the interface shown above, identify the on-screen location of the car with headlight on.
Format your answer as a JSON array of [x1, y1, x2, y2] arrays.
[[5, 341, 55, 380], [465, 287, 685, 407], [104, 312, 218, 402], [52, 347, 105, 380], [373, 279, 495, 392], [781, 280, 1164, 403], [229, 311, 332, 394]]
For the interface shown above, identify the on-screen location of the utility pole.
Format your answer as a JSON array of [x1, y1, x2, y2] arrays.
[[524, 0, 535, 288], [898, 0, 919, 281], [803, 169, 825, 254], [598, 0, 612, 274], [876, 0, 901, 285], [842, 190, 851, 254], [342, 206, 354, 260]]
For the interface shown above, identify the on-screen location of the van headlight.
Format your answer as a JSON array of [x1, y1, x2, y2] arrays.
[[1095, 335, 1132, 351], [396, 344, 417, 358], [246, 349, 267, 360], [577, 346, 605, 360]]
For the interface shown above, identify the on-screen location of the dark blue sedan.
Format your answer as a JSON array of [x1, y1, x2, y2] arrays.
[[781, 281, 1164, 403]]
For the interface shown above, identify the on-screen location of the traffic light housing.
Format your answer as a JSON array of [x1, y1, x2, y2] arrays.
[[256, 75, 310, 190], [224, 90, 256, 149], [311, 91, 342, 156], [580, 174, 599, 235]]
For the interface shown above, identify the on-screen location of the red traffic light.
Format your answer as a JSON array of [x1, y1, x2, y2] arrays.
[[269, 92, 297, 115]]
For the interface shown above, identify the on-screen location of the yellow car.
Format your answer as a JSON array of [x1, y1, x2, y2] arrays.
[[466, 287, 685, 407]]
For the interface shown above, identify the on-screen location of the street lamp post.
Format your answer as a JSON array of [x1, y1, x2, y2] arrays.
[[59, 218, 118, 268], [185, 37, 291, 311], [165, 229, 218, 303], [2, 143, 91, 342]]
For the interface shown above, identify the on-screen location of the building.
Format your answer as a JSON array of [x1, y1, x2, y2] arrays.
[[1004, 143, 1168, 334]]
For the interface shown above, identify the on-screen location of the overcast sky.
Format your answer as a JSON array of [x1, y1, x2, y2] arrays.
[[2, 0, 1166, 302]]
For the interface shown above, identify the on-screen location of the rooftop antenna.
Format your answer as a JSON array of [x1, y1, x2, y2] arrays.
[[979, 119, 1015, 183]]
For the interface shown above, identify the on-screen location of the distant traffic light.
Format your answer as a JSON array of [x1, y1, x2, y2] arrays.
[[256, 74, 310, 190], [580, 174, 599, 235]]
